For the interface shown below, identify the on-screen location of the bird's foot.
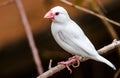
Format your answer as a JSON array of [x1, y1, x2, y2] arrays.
[[58, 55, 81, 73]]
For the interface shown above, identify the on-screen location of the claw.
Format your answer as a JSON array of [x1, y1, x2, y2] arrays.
[[58, 55, 81, 73], [58, 61, 72, 73]]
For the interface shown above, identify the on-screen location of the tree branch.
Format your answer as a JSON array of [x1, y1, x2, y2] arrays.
[[60, 0, 120, 27], [15, 0, 43, 74], [37, 39, 120, 78]]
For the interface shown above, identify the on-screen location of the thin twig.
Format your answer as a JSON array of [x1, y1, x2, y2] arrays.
[[60, 0, 120, 27], [37, 40, 120, 78], [48, 59, 53, 70], [94, 0, 119, 39], [0, 0, 14, 8], [15, 0, 43, 74]]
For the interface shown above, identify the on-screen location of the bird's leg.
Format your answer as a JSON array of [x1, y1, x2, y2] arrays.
[[58, 55, 81, 73], [70, 55, 81, 68]]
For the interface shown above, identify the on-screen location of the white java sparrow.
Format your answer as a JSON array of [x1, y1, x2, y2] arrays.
[[44, 6, 116, 71]]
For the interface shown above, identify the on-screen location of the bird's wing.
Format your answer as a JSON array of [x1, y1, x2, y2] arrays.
[[58, 30, 97, 56]]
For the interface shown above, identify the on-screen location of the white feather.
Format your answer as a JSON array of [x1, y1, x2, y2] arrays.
[[49, 6, 116, 70]]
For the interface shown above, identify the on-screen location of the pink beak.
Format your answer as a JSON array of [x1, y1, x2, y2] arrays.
[[44, 10, 54, 19]]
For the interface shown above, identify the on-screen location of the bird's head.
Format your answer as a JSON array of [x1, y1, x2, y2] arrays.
[[44, 6, 70, 23]]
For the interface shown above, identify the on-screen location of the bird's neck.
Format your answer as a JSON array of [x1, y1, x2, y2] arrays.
[[52, 18, 71, 25]]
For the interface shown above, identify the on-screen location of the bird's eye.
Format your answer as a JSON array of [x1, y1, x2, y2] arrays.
[[55, 12, 59, 16]]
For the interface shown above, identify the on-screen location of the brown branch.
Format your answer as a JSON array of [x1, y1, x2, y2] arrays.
[[15, 0, 43, 74], [37, 39, 120, 78], [0, 0, 14, 8], [60, 0, 120, 27]]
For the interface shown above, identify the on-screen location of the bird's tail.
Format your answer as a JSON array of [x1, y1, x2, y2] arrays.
[[92, 55, 116, 70]]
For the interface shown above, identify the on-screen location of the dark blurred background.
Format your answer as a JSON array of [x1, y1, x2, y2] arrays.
[[0, 0, 120, 78]]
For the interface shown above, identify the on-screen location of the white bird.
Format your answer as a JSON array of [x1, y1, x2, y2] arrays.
[[44, 6, 116, 72]]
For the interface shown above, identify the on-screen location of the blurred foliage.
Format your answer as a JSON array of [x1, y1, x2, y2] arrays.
[[86, 0, 99, 12], [74, 0, 84, 5]]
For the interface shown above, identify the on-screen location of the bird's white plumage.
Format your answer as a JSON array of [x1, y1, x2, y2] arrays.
[[47, 6, 116, 70]]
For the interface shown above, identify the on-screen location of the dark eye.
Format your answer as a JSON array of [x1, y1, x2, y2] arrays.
[[55, 12, 59, 16]]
